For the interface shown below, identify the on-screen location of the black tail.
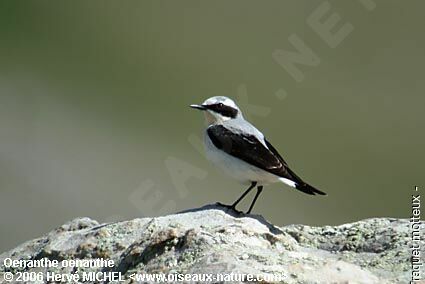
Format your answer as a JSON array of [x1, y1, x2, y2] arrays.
[[286, 168, 327, 196], [295, 182, 326, 195]]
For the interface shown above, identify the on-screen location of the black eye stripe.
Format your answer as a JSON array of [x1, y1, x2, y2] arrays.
[[206, 103, 238, 118]]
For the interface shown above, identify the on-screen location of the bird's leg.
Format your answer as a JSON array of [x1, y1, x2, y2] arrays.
[[246, 185, 263, 214], [231, 181, 257, 208], [217, 182, 257, 213]]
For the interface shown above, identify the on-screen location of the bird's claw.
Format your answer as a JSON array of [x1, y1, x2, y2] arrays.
[[215, 202, 244, 215]]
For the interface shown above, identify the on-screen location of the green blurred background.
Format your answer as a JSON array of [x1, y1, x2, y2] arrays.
[[1, 1, 424, 251]]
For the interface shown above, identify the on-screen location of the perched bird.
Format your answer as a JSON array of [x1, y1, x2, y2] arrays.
[[190, 96, 326, 214]]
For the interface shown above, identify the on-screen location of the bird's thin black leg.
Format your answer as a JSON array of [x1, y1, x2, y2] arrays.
[[246, 186, 263, 214], [217, 182, 257, 212], [231, 181, 257, 209]]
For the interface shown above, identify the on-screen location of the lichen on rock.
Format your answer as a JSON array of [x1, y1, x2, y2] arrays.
[[0, 204, 421, 283]]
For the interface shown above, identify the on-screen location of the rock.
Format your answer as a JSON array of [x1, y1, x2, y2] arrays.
[[0, 204, 420, 283]]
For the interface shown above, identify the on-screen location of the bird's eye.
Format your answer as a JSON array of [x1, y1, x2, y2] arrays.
[[218, 103, 224, 107]]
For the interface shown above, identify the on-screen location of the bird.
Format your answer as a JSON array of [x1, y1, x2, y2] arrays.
[[190, 96, 326, 214]]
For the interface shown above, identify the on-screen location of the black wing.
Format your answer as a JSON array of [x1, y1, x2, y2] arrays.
[[207, 125, 290, 178], [207, 125, 326, 196]]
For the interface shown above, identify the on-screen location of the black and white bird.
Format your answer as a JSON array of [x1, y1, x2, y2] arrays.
[[190, 96, 326, 214]]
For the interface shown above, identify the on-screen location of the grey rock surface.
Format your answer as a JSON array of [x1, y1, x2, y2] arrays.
[[0, 204, 421, 283]]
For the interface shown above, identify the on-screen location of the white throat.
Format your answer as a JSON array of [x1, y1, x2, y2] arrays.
[[204, 110, 233, 125]]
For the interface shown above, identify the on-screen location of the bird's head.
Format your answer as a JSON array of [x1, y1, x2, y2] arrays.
[[190, 96, 242, 125]]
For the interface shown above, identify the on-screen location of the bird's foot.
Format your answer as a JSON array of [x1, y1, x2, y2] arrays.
[[215, 202, 244, 215]]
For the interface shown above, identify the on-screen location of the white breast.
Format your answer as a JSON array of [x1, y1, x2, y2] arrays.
[[203, 131, 281, 186]]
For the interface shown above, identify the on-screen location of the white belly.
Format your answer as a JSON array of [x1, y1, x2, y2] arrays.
[[204, 133, 280, 185]]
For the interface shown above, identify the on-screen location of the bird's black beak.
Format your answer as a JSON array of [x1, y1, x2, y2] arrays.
[[190, 104, 207, 111]]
